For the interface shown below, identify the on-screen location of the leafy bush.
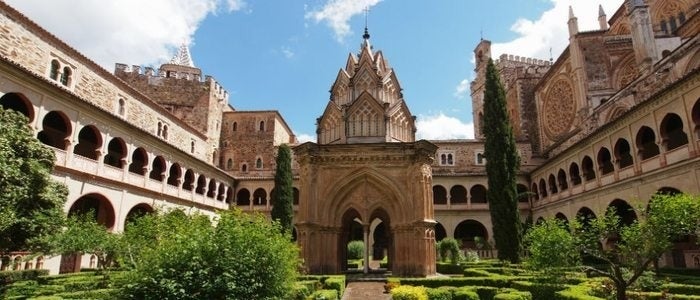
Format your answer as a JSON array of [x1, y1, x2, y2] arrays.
[[54, 288, 116, 299], [323, 276, 345, 297], [427, 287, 453, 300], [292, 282, 312, 300], [311, 289, 339, 300], [347, 240, 364, 260], [511, 281, 565, 299], [464, 250, 480, 263], [452, 287, 479, 300], [119, 210, 299, 300], [662, 282, 700, 296], [392, 285, 429, 300], [0, 269, 49, 287], [437, 238, 461, 264]]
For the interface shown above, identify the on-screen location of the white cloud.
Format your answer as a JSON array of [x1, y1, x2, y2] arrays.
[[5, 0, 246, 70], [295, 133, 316, 143], [491, 0, 624, 61], [305, 0, 382, 42], [453, 78, 470, 99], [281, 46, 295, 59], [416, 113, 474, 140]]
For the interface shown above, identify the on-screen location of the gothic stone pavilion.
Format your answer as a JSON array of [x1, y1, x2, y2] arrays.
[[294, 31, 438, 276]]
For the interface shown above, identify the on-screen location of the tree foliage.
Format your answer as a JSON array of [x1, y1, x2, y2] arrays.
[[121, 209, 300, 300], [482, 58, 522, 263], [437, 237, 461, 264], [271, 144, 294, 234], [41, 212, 121, 271], [525, 193, 700, 300], [0, 108, 67, 253]]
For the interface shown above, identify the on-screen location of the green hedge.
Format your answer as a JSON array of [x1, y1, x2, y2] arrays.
[[53, 288, 116, 299], [399, 276, 514, 288], [392, 285, 428, 300], [427, 287, 453, 300], [292, 282, 312, 300], [452, 287, 479, 300], [463, 268, 494, 277], [436, 263, 464, 274], [493, 290, 532, 300], [0, 270, 49, 287], [310, 289, 339, 300], [511, 280, 565, 299], [662, 282, 700, 295], [659, 268, 700, 277], [324, 276, 345, 297], [554, 284, 602, 300]]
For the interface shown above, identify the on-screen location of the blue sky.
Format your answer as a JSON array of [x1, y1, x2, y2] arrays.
[[7, 0, 623, 142]]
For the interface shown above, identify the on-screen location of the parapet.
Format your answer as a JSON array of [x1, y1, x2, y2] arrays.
[[495, 54, 552, 67]]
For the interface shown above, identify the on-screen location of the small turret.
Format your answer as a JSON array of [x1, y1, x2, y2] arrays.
[[598, 4, 608, 30]]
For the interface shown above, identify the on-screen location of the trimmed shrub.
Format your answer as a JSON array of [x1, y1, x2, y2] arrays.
[[54, 288, 116, 299], [659, 268, 700, 277], [452, 287, 479, 300], [463, 268, 493, 277], [3, 280, 39, 297], [392, 285, 429, 300], [311, 289, 339, 300], [511, 280, 565, 299], [347, 240, 364, 260], [27, 296, 63, 300], [436, 263, 464, 275], [0, 270, 49, 287], [493, 290, 532, 300], [324, 276, 345, 297], [399, 276, 513, 288], [662, 282, 700, 295], [427, 287, 453, 300], [292, 283, 311, 300], [554, 284, 602, 300]]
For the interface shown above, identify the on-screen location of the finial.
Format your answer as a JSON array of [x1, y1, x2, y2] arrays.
[[568, 6, 575, 19], [362, 6, 371, 40], [549, 47, 553, 62], [598, 4, 605, 17]]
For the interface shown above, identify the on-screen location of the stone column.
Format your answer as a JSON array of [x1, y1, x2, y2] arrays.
[[363, 224, 370, 274]]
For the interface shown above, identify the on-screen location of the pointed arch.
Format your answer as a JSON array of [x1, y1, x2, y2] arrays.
[[346, 92, 385, 138], [323, 167, 407, 225]]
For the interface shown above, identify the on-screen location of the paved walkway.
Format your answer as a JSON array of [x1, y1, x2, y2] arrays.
[[341, 282, 391, 300]]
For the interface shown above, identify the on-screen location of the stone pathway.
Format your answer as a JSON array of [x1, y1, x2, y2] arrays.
[[341, 282, 391, 300]]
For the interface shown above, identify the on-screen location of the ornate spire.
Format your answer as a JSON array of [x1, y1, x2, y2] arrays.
[[169, 43, 195, 68], [598, 4, 608, 30], [598, 4, 606, 17]]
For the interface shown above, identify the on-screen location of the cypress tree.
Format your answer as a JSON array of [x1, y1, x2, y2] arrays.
[[270, 144, 294, 234], [482, 58, 522, 263]]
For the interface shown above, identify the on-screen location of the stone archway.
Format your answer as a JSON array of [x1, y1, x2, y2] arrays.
[[294, 141, 437, 276]]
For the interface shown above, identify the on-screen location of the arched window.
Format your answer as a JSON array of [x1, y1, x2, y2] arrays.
[[449, 185, 467, 204], [157, 122, 162, 137], [548, 174, 558, 194], [447, 154, 453, 165], [531, 183, 539, 201], [432, 185, 447, 205], [49, 59, 60, 80], [233, 122, 237, 131], [539, 179, 548, 198], [207, 179, 217, 198], [614, 138, 633, 168], [118, 98, 126, 116], [37, 111, 71, 150], [73, 125, 102, 160], [253, 188, 267, 205], [557, 169, 568, 191], [569, 162, 581, 185], [236, 189, 250, 206], [636, 126, 660, 160], [60, 66, 72, 86], [167, 164, 181, 186], [226, 159, 233, 170], [162, 125, 168, 139], [470, 185, 487, 203], [259, 121, 265, 131], [183, 169, 194, 191], [149, 156, 166, 181], [190, 141, 195, 154], [241, 164, 248, 172], [195, 175, 206, 195], [255, 157, 262, 169], [0, 93, 34, 122], [104, 138, 126, 168], [597, 147, 614, 175], [129, 147, 148, 175], [440, 154, 446, 165], [660, 113, 688, 151], [582, 156, 596, 181]]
